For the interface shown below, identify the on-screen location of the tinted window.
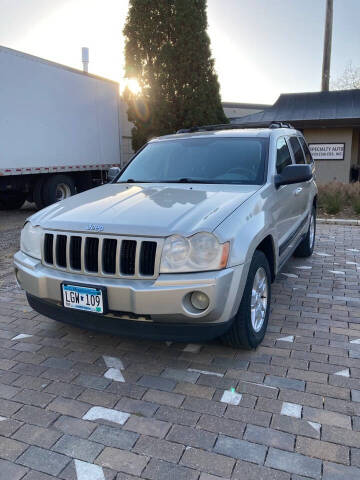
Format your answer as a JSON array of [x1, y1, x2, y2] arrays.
[[118, 137, 268, 185], [299, 137, 313, 164], [276, 137, 292, 174], [289, 137, 306, 164]]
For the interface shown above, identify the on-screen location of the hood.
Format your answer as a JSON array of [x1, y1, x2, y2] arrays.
[[29, 183, 260, 237]]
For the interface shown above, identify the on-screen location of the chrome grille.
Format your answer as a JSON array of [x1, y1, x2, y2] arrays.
[[42, 232, 162, 279]]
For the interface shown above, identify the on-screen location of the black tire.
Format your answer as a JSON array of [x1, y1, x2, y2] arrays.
[[0, 192, 26, 210], [42, 174, 76, 207], [221, 250, 271, 349], [294, 207, 316, 258], [34, 176, 46, 210]]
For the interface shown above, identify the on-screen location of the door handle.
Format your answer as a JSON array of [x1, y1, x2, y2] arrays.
[[294, 187, 303, 196]]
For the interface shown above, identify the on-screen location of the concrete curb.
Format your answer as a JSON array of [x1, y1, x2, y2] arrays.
[[317, 218, 360, 226]]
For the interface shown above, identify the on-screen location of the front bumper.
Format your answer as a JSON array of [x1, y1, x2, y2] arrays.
[[14, 251, 247, 340]]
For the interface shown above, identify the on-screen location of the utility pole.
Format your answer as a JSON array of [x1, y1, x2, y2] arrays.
[[321, 0, 333, 91]]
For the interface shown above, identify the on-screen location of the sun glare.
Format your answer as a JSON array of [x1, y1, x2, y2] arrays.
[[125, 78, 142, 95]]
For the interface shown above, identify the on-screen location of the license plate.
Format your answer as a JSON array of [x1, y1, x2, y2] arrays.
[[62, 284, 105, 314]]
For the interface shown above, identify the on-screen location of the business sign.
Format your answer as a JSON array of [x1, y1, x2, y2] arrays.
[[308, 143, 345, 161]]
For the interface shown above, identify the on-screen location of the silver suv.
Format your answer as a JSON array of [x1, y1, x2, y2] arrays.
[[14, 123, 317, 349]]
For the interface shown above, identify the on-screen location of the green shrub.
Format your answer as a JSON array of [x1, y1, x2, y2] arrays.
[[318, 181, 360, 216], [318, 182, 345, 214]]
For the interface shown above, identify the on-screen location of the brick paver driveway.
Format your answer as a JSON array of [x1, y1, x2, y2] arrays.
[[1, 210, 360, 480]]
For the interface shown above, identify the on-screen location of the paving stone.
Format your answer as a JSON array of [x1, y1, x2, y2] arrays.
[[74, 374, 111, 390], [244, 424, 295, 451], [181, 446, 235, 478], [0, 435, 27, 461], [265, 447, 322, 479], [214, 434, 267, 464], [352, 389, 360, 402], [48, 397, 90, 418], [232, 459, 290, 480], [83, 406, 130, 425], [167, 424, 217, 450], [303, 406, 352, 429], [106, 382, 146, 399], [96, 447, 148, 476], [161, 367, 200, 383], [142, 458, 199, 480], [41, 357, 74, 370], [137, 375, 176, 392], [133, 435, 184, 463], [197, 414, 246, 439], [296, 436, 349, 464], [264, 375, 305, 392], [89, 425, 138, 450], [52, 434, 104, 462], [22, 472, 57, 480], [0, 398, 22, 416], [17, 446, 71, 476], [278, 389, 324, 408], [323, 461, 360, 480], [225, 405, 272, 427], [182, 397, 226, 417], [44, 381, 84, 399], [115, 397, 158, 417], [12, 388, 55, 408], [13, 405, 59, 427], [0, 383, 21, 399], [174, 382, 215, 399], [53, 415, 96, 438], [321, 424, 360, 448], [12, 423, 62, 448], [0, 417, 22, 437], [0, 458, 28, 480], [123, 416, 171, 438], [155, 405, 200, 427], [212, 357, 249, 370], [271, 415, 319, 442], [77, 389, 118, 408], [143, 389, 185, 407]]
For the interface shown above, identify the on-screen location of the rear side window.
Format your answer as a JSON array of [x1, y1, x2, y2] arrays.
[[298, 137, 313, 165], [289, 137, 306, 164], [276, 137, 292, 174]]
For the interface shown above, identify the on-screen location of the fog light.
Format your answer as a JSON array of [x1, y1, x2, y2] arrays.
[[190, 291, 209, 311]]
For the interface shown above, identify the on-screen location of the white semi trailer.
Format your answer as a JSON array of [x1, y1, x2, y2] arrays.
[[0, 46, 121, 209]]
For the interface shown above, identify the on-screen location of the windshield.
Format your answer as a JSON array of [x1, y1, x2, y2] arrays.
[[117, 137, 268, 185]]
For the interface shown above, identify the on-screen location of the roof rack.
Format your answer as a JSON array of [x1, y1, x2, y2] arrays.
[[176, 122, 294, 134]]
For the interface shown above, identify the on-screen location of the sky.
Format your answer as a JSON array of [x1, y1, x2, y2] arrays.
[[0, 0, 359, 104]]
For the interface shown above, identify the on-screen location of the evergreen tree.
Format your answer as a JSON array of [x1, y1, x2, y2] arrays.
[[123, 0, 228, 151]]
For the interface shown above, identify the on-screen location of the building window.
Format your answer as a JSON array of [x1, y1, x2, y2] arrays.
[[289, 137, 306, 164], [276, 137, 292, 174]]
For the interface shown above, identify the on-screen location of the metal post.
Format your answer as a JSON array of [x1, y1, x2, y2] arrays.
[[321, 0, 333, 91]]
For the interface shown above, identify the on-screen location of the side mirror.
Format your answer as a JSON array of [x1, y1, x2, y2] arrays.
[[107, 167, 121, 183], [275, 164, 313, 188]]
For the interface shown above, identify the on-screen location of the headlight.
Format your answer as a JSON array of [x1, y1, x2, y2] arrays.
[[160, 232, 229, 273], [20, 222, 43, 260]]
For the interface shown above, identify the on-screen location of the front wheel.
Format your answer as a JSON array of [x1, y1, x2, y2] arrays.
[[221, 250, 271, 349], [294, 206, 316, 258]]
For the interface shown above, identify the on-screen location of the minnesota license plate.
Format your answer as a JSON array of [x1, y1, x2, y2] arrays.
[[62, 284, 105, 314]]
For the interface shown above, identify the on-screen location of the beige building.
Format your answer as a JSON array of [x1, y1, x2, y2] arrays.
[[233, 90, 360, 183]]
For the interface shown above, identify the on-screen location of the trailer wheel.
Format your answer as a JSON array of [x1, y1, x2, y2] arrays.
[[0, 192, 27, 210], [43, 174, 76, 206]]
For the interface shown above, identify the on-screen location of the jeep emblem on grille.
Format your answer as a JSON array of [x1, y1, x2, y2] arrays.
[[87, 224, 104, 232]]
